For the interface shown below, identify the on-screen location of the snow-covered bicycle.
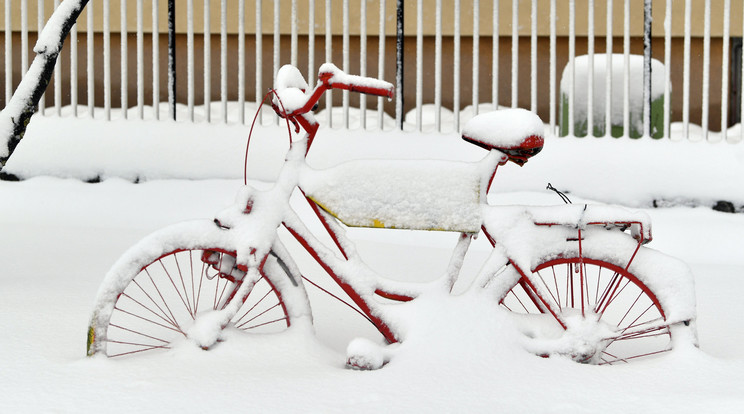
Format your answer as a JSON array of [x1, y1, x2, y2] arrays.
[[87, 63, 697, 366]]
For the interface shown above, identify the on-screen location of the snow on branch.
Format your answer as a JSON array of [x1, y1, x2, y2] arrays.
[[0, 0, 89, 166]]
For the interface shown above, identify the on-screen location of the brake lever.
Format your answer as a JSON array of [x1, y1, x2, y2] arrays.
[[271, 103, 285, 118], [270, 102, 299, 133]]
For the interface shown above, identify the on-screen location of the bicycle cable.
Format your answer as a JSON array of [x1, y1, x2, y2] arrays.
[[244, 89, 294, 185], [546, 183, 572, 204], [244, 91, 374, 327], [300, 275, 375, 325]]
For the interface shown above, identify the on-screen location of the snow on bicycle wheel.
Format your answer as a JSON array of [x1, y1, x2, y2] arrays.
[[301, 158, 492, 233]]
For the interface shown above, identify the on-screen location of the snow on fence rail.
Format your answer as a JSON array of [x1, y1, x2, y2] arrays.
[[0, 0, 743, 142]]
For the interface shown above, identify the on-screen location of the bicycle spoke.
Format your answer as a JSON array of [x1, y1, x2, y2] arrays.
[[144, 269, 182, 329], [131, 279, 178, 327], [598, 279, 632, 317], [220, 280, 244, 311], [109, 323, 170, 344], [594, 272, 621, 314], [599, 350, 626, 365], [622, 316, 665, 333], [189, 250, 197, 317], [599, 348, 671, 365], [120, 291, 179, 330], [582, 262, 590, 316], [172, 253, 195, 318], [113, 305, 183, 334], [569, 263, 575, 308], [238, 316, 289, 331], [594, 265, 602, 306], [503, 287, 530, 312], [615, 330, 670, 341], [613, 324, 670, 342], [158, 258, 194, 319], [215, 278, 233, 310], [521, 280, 545, 312], [617, 292, 647, 327], [564, 264, 571, 308], [535, 269, 561, 311], [107, 344, 173, 358], [513, 290, 531, 312], [578, 262, 585, 316], [235, 303, 282, 330], [213, 266, 225, 310], [194, 261, 208, 315], [551, 265, 561, 309], [212, 252, 236, 310], [106, 339, 172, 349], [233, 287, 273, 326]]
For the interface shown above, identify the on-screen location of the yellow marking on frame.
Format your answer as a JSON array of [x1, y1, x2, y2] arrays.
[[306, 194, 475, 232], [307, 196, 339, 219], [86, 325, 96, 356]]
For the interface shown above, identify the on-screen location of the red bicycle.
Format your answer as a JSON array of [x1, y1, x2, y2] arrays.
[[87, 63, 697, 366]]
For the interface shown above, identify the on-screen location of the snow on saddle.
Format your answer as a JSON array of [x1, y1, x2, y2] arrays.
[[461, 108, 545, 166]]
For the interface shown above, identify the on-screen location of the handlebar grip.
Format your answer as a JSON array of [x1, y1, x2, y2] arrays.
[[318, 63, 394, 99], [346, 81, 394, 99]]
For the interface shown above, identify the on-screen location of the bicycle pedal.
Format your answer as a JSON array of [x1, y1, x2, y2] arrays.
[[345, 337, 389, 370], [346, 355, 384, 371]]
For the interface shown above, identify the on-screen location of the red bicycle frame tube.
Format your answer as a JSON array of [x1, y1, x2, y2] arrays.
[[270, 73, 402, 343], [282, 223, 400, 343]]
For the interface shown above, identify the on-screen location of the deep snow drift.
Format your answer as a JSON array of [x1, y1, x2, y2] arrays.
[[1, 111, 744, 412]]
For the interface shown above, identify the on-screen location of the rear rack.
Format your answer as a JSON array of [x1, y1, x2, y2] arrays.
[[486, 204, 653, 243]]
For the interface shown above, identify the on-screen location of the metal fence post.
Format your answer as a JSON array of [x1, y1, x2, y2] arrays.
[[732, 38, 742, 126], [168, 0, 176, 120], [643, 0, 652, 137], [396, 0, 404, 130]]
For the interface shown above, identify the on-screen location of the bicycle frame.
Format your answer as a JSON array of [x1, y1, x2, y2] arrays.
[[218, 63, 669, 346]]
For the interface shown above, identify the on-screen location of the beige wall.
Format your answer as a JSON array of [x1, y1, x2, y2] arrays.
[[1, 0, 742, 37], [0, 31, 733, 130], [0, 1, 739, 131]]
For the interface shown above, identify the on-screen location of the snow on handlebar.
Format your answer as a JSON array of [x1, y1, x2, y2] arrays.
[[317, 63, 394, 99], [272, 64, 393, 116]]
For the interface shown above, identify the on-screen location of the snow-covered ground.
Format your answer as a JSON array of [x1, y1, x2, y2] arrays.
[[1, 111, 744, 412]]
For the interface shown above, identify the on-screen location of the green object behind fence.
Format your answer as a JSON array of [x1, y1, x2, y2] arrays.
[[560, 94, 666, 138], [559, 54, 667, 139]]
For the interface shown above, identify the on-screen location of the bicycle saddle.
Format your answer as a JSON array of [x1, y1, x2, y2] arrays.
[[461, 108, 545, 166]]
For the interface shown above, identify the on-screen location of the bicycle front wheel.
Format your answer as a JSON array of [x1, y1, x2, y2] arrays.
[[87, 221, 300, 358]]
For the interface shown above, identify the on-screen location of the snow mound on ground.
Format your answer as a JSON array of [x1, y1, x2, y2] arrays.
[[3, 113, 744, 209]]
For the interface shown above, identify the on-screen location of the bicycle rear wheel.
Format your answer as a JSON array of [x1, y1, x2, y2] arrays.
[[501, 254, 690, 365], [87, 222, 301, 358]]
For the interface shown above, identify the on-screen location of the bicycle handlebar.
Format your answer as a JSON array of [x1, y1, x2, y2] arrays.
[[273, 64, 394, 119], [317, 63, 394, 100]]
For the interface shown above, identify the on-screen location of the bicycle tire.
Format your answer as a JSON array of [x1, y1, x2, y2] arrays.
[[498, 230, 697, 365], [87, 220, 308, 358]]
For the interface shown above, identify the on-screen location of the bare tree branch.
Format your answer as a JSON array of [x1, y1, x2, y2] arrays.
[[0, 0, 89, 167]]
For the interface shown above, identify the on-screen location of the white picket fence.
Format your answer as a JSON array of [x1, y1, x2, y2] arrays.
[[1, 0, 743, 142]]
